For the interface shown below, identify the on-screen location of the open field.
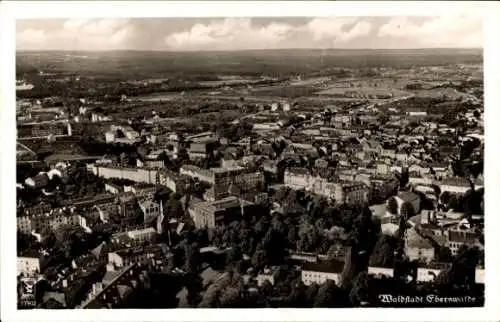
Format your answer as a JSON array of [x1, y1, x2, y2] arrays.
[[316, 86, 410, 98], [290, 77, 331, 86], [248, 85, 318, 99], [133, 93, 184, 102], [414, 87, 469, 100]]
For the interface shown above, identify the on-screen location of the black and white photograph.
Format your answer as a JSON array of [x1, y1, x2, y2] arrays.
[[1, 1, 499, 321]]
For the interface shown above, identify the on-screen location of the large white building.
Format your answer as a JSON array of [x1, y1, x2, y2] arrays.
[[284, 168, 369, 205], [300, 261, 344, 286], [17, 251, 47, 276]]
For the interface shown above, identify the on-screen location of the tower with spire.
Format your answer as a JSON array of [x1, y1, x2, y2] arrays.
[[156, 200, 164, 235]]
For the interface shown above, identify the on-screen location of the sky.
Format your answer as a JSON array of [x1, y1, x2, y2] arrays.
[[16, 16, 483, 51]]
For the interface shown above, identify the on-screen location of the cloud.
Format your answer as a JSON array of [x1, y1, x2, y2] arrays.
[[17, 18, 137, 50], [378, 16, 482, 48], [164, 17, 375, 51], [17, 28, 48, 50], [305, 17, 357, 41], [16, 16, 483, 51], [164, 18, 295, 50]]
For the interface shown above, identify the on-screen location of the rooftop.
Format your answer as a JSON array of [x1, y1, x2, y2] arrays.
[[406, 228, 433, 249], [448, 229, 478, 244], [397, 191, 421, 203], [286, 167, 311, 176], [301, 259, 345, 274], [440, 177, 472, 187]]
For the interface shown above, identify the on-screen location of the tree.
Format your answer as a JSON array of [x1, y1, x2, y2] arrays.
[[387, 197, 398, 215], [349, 272, 370, 306], [369, 235, 397, 268], [226, 246, 243, 268], [436, 246, 480, 294], [436, 246, 453, 263], [448, 194, 460, 211], [165, 196, 185, 219], [17, 231, 40, 252], [340, 208, 378, 291], [219, 286, 243, 308], [198, 284, 221, 308], [440, 191, 451, 205], [260, 279, 274, 298], [313, 280, 345, 307], [184, 243, 201, 274], [251, 249, 268, 270], [287, 279, 308, 308]]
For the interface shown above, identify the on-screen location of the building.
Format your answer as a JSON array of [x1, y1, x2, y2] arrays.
[[284, 167, 313, 190], [138, 198, 162, 224], [446, 228, 482, 256], [18, 209, 86, 235], [362, 140, 383, 155], [105, 183, 122, 195], [376, 163, 390, 175], [17, 120, 72, 139], [284, 168, 369, 205], [368, 266, 394, 278], [179, 165, 214, 184], [157, 170, 189, 194], [328, 182, 370, 205], [127, 227, 157, 243], [105, 125, 140, 145], [107, 244, 170, 269], [24, 173, 50, 189], [370, 175, 399, 202], [186, 131, 216, 142], [80, 264, 150, 309], [331, 114, 352, 129], [404, 228, 435, 262], [188, 196, 255, 229], [406, 109, 428, 117], [123, 184, 156, 199], [70, 194, 117, 211], [301, 260, 344, 286], [439, 178, 473, 195], [380, 148, 397, 159], [252, 123, 281, 131], [17, 251, 48, 276], [409, 164, 431, 176], [394, 191, 421, 216], [256, 268, 278, 286], [180, 165, 264, 201], [90, 165, 159, 185], [17, 215, 33, 234], [187, 139, 217, 160], [417, 266, 446, 282], [381, 223, 399, 236], [138, 151, 165, 169]]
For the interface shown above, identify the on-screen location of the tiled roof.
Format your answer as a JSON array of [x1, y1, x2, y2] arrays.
[[406, 228, 433, 249], [398, 191, 420, 203], [301, 259, 344, 274], [448, 229, 477, 244]]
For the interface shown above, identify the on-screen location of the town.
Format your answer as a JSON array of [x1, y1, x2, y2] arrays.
[[16, 48, 484, 309]]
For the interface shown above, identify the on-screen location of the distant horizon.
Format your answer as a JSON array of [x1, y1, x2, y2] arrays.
[[16, 47, 483, 53]]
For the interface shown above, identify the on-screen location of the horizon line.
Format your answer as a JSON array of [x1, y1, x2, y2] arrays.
[[16, 47, 483, 54]]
